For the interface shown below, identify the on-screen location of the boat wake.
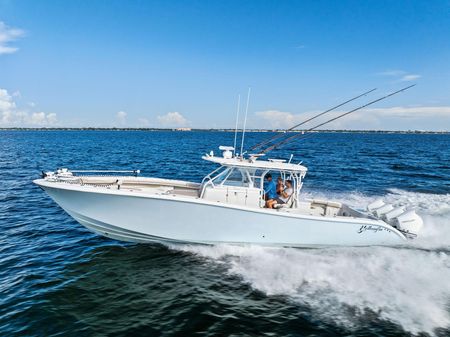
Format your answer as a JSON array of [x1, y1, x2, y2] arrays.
[[173, 189, 450, 336]]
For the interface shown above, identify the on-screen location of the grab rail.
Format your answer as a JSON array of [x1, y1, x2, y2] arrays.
[[71, 169, 140, 177]]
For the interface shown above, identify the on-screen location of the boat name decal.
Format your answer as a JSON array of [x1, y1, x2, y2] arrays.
[[357, 225, 391, 234]]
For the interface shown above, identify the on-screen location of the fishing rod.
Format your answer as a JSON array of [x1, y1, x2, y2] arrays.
[[259, 84, 416, 154], [250, 87, 377, 152]]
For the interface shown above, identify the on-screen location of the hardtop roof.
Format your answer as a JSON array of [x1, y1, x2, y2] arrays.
[[202, 155, 308, 173]]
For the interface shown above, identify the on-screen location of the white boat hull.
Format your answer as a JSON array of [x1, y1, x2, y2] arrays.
[[35, 179, 407, 247]]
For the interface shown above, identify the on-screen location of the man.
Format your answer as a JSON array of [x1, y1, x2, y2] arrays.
[[263, 174, 277, 207], [267, 179, 294, 209]]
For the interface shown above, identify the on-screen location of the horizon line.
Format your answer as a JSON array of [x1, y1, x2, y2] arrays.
[[0, 127, 449, 134]]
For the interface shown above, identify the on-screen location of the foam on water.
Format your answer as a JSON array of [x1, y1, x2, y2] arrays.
[[175, 189, 450, 335]]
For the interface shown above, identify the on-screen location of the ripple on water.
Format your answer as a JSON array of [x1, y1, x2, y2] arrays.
[[0, 131, 449, 336]]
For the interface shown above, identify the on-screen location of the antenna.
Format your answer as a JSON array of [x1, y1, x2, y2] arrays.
[[233, 94, 241, 156], [240, 87, 251, 157], [288, 154, 294, 164]]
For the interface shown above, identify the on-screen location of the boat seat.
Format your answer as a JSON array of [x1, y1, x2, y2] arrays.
[[309, 199, 342, 208], [274, 194, 296, 209]]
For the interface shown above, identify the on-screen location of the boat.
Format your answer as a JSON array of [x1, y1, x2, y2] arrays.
[[34, 85, 423, 247], [33, 146, 423, 247]]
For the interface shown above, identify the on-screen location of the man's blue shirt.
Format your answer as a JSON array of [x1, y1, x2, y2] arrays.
[[264, 180, 277, 199]]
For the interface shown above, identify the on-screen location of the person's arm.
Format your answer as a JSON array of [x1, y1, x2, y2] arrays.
[[281, 187, 292, 198]]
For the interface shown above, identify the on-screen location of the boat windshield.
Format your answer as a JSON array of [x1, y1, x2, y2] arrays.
[[213, 168, 251, 187], [203, 166, 297, 190], [200, 164, 306, 204]]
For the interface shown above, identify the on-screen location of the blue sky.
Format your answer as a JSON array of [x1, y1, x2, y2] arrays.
[[1, 0, 449, 130]]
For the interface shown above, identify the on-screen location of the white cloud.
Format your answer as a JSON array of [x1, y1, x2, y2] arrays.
[[157, 111, 189, 127], [0, 88, 21, 125], [323, 106, 450, 130], [137, 117, 150, 127], [29, 111, 58, 125], [400, 74, 421, 82], [46, 112, 57, 124], [0, 88, 57, 126], [365, 106, 450, 118], [116, 111, 127, 125], [0, 21, 25, 55], [0, 88, 16, 118], [253, 106, 450, 131], [378, 70, 406, 77], [378, 69, 421, 83], [254, 110, 307, 129]]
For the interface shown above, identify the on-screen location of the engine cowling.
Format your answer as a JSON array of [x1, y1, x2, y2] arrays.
[[393, 210, 423, 235], [383, 206, 406, 222], [373, 204, 394, 217], [367, 199, 385, 213]]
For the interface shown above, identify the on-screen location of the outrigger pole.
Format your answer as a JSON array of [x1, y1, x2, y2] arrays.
[[260, 84, 416, 154], [250, 87, 377, 152]]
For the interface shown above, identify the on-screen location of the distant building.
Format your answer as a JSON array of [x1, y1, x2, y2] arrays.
[[174, 127, 192, 131]]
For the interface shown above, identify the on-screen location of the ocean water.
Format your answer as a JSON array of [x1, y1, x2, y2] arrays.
[[0, 130, 449, 337]]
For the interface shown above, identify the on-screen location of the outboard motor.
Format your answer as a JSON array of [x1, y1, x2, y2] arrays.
[[367, 199, 385, 213], [367, 199, 395, 218], [373, 204, 394, 218], [367, 199, 424, 239], [383, 206, 406, 222], [393, 210, 423, 236]]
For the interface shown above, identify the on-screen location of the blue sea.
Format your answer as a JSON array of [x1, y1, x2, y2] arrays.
[[1, 130, 449, 337]]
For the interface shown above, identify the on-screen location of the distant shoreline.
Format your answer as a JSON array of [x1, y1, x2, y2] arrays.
[[0, 128, 448, 134]]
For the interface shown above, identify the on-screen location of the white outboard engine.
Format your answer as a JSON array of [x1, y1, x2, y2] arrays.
[[367, 199, 385, 213], [367, 199, 424, 238], [393, 210, 423, 236], [383, 206, 406, 222], [367, 199, 395, 217], [373, 204, 394, 218]]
